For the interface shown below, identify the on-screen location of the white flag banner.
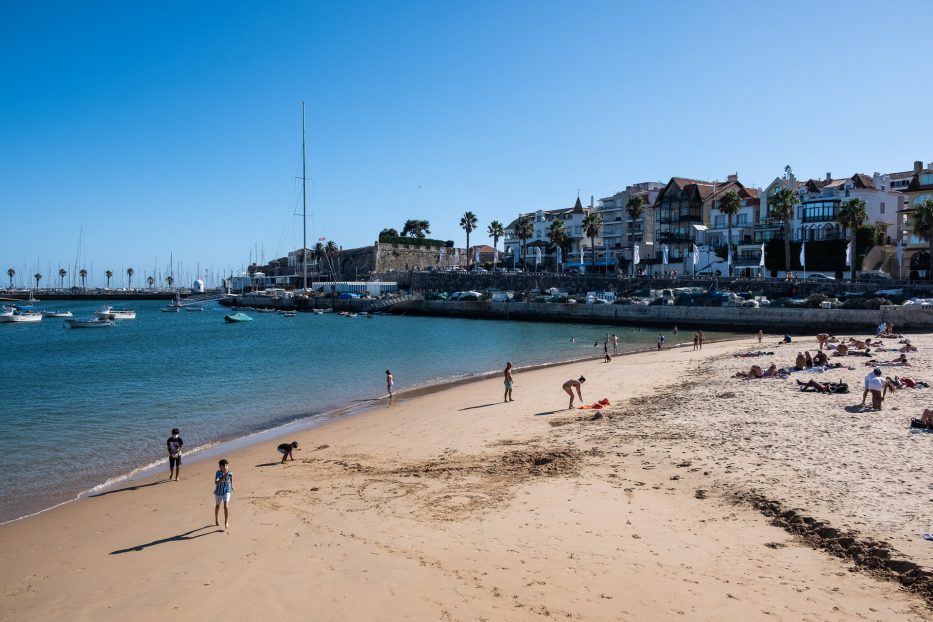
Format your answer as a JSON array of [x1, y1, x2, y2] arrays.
[[845, 240, 852, 267], [474, 248, 480, 265], [759, 243, 765, 267], [727, 244, 732, 267], [555, 246, 562, 265], [692, 244, 700, 266], [799, 242, 806, 267], [662, 244, 669, 265], [633, 244, 640, 265], [535, 246, 542, 266]]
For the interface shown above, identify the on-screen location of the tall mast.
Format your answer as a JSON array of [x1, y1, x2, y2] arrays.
[[301, 101, 308, 290]]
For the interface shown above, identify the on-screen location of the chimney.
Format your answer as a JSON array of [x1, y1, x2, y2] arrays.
[[590, 195, 594, 208], [825, 172, 832, 182], [727, 173, 738, 183], [915, 161, 924, 173], [873, 172, 881, 190]]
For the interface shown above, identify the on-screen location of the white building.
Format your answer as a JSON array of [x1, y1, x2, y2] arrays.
[[597, 182, 665, 270], [503, 197, 606, 270]]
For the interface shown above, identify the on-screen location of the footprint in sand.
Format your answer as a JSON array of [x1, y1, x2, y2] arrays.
[[358, 479, 425, 502]]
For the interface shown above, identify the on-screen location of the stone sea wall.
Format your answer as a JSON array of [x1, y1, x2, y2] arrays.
[[392, 300, 933, 333]]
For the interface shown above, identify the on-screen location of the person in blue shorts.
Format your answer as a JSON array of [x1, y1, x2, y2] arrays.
[[214, 459, 235, 531]]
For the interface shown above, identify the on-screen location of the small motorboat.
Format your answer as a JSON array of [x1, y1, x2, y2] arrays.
[[280, 311, 297, 317], [1, 311, 43, 323], [254, 307, 276, 313], [224, 312, 253, 323], [97, 306, 136, 320], [65, 318, 115, 328], [184, 305, 204, 312], [44, 310, 74, 318]]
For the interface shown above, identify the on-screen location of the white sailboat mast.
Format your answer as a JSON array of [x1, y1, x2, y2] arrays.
[[301, 101, 308, 291]]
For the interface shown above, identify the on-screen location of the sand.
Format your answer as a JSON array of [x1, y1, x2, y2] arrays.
[[2, 334, 932, 621]]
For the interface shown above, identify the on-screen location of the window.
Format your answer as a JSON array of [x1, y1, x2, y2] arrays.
[[714, 216, 725, 229], [736, 214, 748, 226]]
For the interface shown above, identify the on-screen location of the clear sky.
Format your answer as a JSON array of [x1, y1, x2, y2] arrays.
[[1, 0, 931, 287]]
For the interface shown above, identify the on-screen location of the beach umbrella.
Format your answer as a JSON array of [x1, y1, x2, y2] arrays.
[[662, 244, 669, 265]]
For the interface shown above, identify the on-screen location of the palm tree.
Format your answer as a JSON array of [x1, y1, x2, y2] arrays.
[[313, 242, 325, 276], [6, 267, 14, 289], [459, 212, 478, 269], [166, 275, 175, 288], [325, 241, 339, 280], [547, 220, 568, 270], [126, 267, 134, 290], [581, 211, 604, 272], [79, 268, 87, 288], [911, 199, 933, 279], [147, 275, 154, 288], [105, 270, 113, 288], [33, 273, 42, 290], [770, 186, 798, 275], [717, 190, 742, 276], [58, 268, 66, 288], [514, 215, 534, 270], [837, 197, 868, 282], [487, 220, 504, 272]]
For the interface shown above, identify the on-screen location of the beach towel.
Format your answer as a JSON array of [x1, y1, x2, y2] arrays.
[[578, 398, 610, 410], [910, 419, 933, 431]]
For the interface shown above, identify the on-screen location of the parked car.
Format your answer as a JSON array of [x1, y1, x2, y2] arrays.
[[471, 267, 488, 274], [858, 270, 892, 282], [806, 273, 835, 280]]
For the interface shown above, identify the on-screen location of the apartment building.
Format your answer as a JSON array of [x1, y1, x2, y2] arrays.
[[597, 182, 664, 270], [503, 197, 604, 269]]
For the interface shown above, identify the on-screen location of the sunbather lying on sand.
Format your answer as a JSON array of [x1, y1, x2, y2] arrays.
[[735, 364, 778, 379], [797, 379, 849, 393], [888, 376, 929, 389], [898, 340, 917, 353], [865, 353, 910, 367]]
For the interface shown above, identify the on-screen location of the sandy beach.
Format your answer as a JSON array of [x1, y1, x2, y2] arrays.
[[2, 333, 932, 621]]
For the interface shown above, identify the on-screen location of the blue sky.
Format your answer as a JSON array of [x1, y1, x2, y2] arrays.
[[1, 0, 930, 286]]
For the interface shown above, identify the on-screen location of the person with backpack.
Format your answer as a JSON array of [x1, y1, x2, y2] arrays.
[[167, 428, 183, 481]]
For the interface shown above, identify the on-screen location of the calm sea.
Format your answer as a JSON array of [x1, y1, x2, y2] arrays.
[[0, 299, 737, 522]]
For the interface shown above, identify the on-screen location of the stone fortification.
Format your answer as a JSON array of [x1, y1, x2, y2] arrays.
[[336, 243, 464, 279]]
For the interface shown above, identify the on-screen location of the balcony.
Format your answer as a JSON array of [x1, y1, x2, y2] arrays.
[[659, 232, 693, 243]]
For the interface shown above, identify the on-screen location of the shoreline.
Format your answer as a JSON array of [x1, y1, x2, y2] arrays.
[[2, 337, 711, 526], [5, 333, 928, 620]]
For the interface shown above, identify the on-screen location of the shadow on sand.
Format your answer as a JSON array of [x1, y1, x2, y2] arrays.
[[110, 525, 222, 554], [844, 404, 876, 414], [255, 462, 281, 467], [89, 479, 171, 498], [534, 409, 569, 417], [458, 403, 500, 411]]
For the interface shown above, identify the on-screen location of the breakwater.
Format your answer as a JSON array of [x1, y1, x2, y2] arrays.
[[391, 299, 933, 333]]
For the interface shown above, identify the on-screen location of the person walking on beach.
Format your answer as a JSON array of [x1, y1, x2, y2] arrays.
[[698, 330, 704, 349], [562, 376, 585, 409], [214, 459, 235, 531], [167, 428, 183, 481], [693, 333, 699, 351], [503, 361, 514, 402], [386, 369, 394, 405], [278, 441, 299, 463], [657, 334, 665, 351], [612, 334, 619, 355], [757, 329, 763, 344]]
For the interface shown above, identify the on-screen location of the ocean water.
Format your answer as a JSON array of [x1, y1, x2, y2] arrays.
[[0, 299, 737, 522]]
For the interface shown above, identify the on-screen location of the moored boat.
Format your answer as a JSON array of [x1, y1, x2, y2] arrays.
[[43, 310, 74, 318], [98, 306, 136, 320], [281, 311, 297, 317], [224, 312, 253, 323], [1, 311, 43, 323], [65, 318, 114, 328]]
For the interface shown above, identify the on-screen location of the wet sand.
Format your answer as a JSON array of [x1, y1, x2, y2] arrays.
[[1, 335, 931, 621]]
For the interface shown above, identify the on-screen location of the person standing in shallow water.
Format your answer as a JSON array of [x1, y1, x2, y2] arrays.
[[503, 361, 514, 402], [386, 370, 394, 405]]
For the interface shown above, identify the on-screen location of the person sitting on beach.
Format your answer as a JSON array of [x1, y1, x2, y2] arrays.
[[898, 340, 917, 353], [735, 364, 763, 378], [794, 352, 806, 370], [834, 343, 849, 356], [922, 409, 933, 427], [762, 363, 779, 378], [277, 441, 299, 463], [562, 376, 585, 409], [804, 351, 814, 368], [813, 350, 828, 366]]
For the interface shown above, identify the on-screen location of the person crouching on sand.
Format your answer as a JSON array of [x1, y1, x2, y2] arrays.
[[562, 376, 585, 409], [214, 459, 235, 531], [278, 441, 299, 463]]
